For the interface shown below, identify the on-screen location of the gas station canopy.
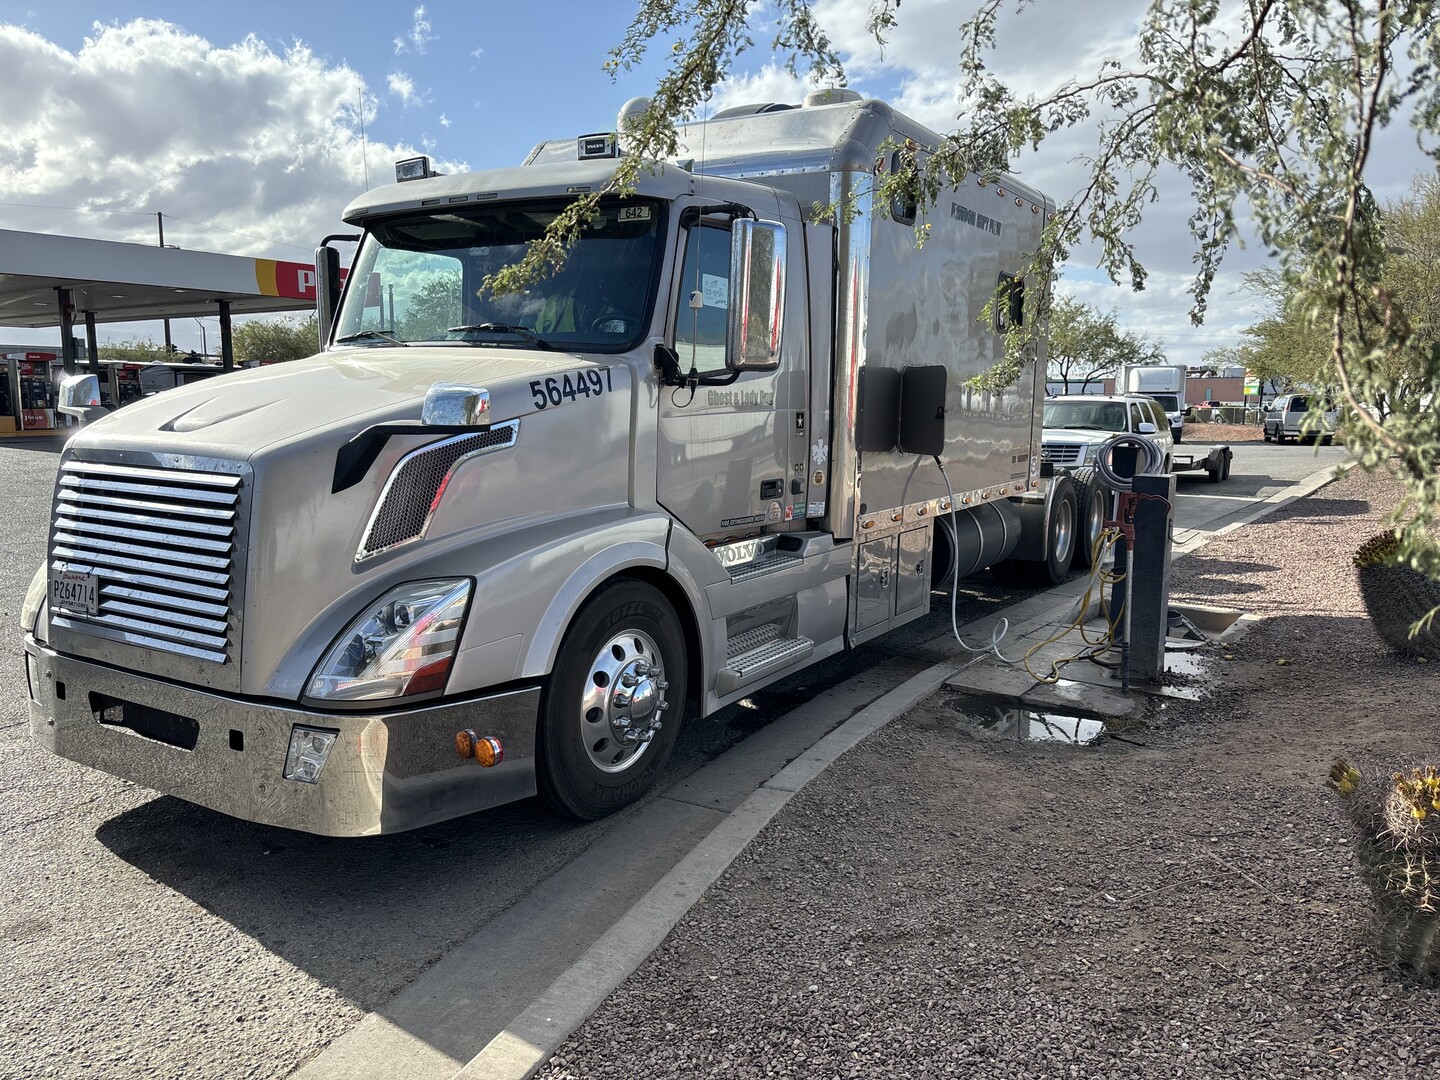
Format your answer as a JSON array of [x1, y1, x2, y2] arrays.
[[0, 228, 320, 328]]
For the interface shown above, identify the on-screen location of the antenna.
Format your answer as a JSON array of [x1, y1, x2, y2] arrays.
[[358, 82, 370, 191]]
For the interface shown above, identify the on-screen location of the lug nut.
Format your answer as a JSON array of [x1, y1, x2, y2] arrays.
[[613, 692, 632, 708], [655, 679, 669, 691]]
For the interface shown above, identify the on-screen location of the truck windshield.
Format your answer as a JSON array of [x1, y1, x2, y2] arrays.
[[1150, 394, 1180, 412], [1044, 401, 1128, 431], [333, 198, 664, 352]]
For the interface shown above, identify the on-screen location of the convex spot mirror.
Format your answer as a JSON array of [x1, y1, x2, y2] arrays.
[[727, 219, 786, 370], [423, 383, 490, 426], [58, 373, 102, 410], [56, 373, 110, 426]]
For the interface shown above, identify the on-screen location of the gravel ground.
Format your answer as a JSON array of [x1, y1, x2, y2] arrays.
[[535, 464, 1439, 1079]]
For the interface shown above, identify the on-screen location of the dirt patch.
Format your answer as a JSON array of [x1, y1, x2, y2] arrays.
[[537, 464, 1440, 1079], [1184, 421, 1264, 442]]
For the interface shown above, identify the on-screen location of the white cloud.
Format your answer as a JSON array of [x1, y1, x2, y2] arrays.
[[393, 5, 435, 55], [439, 112, 451, 128], [0, 20, 460, 266], [387, 70, 430, 108]]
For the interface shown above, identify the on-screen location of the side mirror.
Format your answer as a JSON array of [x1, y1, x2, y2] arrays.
[[422, 382, 490, 426], [56, 373, 110, 427], [1136, 421, 1158, 435], [316, 244, 343, 351], [727, 219, 786, 370]]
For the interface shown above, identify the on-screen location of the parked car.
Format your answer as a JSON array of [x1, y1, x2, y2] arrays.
[[1041, 394, 1175, 565], [1262, 393, 1337, 444]]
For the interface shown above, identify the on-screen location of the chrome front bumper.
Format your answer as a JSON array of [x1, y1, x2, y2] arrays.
[[25, 640, 540, 836]]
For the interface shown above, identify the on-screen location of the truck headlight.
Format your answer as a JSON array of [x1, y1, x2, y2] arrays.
[[21, 564, 47, 638], [307, 579, 472, 702]]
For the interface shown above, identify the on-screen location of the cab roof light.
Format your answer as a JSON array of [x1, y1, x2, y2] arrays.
[[577, 133, 619, 160]]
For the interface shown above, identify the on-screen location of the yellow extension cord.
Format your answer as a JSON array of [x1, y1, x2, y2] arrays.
[[1021, 525, 1128, 684]]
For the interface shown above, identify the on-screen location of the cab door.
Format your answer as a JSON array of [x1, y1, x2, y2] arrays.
[[656, 209, 800, 543]]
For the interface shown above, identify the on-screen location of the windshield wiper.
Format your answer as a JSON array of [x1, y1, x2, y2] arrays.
[[335, 329, 409, 347], [447, 323, 553, 351]]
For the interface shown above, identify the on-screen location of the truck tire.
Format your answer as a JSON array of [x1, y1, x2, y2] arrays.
[[1072, 468, 1110, 569], [537, 580, 686, 821], [1173, 426, 1183, 444], [1033, 480, 1078, 584], [991, 477, 1078, 585], [1221, 449, 1233, 480]]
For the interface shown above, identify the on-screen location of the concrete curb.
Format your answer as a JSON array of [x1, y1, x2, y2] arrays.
[[447, 458, 1351, 1079]]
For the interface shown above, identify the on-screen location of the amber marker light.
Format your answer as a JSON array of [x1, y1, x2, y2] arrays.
[[475, 737, 504, 768], [455, 728, 479, 759]]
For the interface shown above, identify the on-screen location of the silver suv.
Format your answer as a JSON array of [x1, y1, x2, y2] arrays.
[[1041, 394, 1176, 472], [1262, 393, 1337, 444]]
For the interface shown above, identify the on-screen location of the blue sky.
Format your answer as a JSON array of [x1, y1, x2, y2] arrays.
[[1, 2, 1430, 362]]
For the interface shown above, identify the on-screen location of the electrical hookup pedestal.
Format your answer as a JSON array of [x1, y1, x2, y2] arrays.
[[1105, 446, 1176, 688]]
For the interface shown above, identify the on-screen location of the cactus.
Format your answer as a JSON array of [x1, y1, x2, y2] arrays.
[[1330, 759, 1440, 974], [1352, 530, 1403, 570]]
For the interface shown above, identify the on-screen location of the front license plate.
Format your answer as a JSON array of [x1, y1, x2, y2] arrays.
[[51, 569, 99, 617]]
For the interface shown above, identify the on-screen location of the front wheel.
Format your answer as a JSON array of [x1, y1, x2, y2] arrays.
[[537, 580, 687, 820]]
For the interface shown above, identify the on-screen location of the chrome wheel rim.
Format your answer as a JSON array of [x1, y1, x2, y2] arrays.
[[580, 629, 669, 774], [1085, 494, 1104, 559], [1053, 498, 1075, 565]]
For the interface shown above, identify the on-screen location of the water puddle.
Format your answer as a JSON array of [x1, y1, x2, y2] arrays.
[[1162, 649, 1208, 677], [974, 703, 1107, 745]]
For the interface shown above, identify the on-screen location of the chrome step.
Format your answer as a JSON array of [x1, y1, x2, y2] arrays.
[[716, 624, 815, 696], [712, 535, 806, 584], [727, 551, 803, 583]]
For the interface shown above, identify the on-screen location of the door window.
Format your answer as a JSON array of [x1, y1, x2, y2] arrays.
[[674, 224, 731, 374]]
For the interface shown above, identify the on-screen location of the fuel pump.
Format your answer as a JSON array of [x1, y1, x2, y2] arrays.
[[17, 360, 57, 431]]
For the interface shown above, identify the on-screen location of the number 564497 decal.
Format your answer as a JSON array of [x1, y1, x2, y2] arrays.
[[530, 368, 613, 410]]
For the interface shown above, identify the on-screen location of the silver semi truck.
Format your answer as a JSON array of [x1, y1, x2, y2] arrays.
[[24, 93, 1075, 835]]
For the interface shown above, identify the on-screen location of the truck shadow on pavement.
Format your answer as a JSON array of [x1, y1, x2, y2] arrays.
[[94, 791, 612, 1011], [0, 435, 69, 455]]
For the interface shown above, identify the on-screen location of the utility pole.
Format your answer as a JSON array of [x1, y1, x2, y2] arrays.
[[158, 212, 173, 354]]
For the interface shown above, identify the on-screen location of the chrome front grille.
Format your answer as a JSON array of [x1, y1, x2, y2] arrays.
[[357, 421, 519, 562], [50, 460, 242, 664], [1041, 442, 1085, 466]]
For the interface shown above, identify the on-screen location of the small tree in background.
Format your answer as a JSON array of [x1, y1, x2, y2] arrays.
[[1047, 296, 1165, 393], [232, 315, 318, 363], [96, 338, 171, 363]]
